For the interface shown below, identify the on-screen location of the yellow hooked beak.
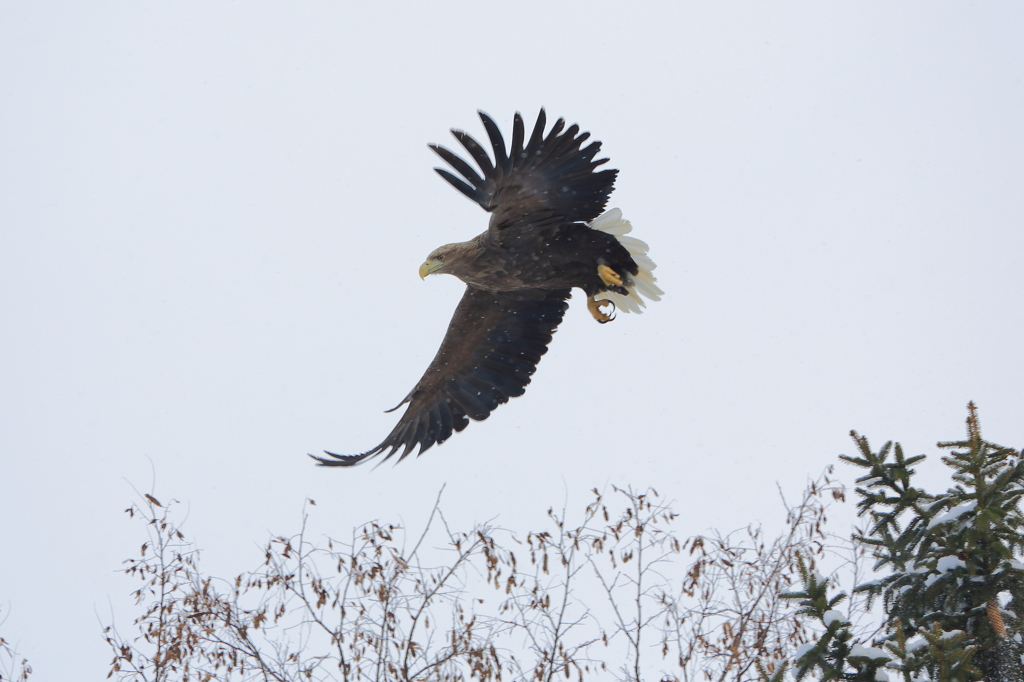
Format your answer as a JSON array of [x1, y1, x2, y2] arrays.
[[419, 258, 442, 280]]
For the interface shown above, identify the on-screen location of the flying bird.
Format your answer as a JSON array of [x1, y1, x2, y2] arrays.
[[312, 109, 662, 467]]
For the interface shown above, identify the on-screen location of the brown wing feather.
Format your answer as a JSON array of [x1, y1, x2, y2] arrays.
[[428, 109, 618, 234], [312, 286, 571, 467]]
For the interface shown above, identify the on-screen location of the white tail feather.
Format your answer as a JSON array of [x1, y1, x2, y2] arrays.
[[589, 208, 664, 314]]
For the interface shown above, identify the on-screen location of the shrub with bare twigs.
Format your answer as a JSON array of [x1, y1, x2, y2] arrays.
[[0, 628, 32, 682], [103, 474, 842, 682]]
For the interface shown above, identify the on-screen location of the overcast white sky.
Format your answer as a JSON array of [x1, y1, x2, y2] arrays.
[[2, 2, 1023, 677]]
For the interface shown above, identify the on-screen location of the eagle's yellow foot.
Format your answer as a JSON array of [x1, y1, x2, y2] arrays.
[[587, 296, 615, 323], [597, 263, 623, 287]]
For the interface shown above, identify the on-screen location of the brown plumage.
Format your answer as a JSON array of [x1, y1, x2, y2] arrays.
[[312, 109, 661, 467]]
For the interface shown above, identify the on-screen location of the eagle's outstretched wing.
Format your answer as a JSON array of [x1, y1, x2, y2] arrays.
[[312, 287, 570, 467], [429, 109, 618, 233]]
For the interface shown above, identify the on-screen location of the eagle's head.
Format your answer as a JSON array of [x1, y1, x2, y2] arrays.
[[419, 242, 476, 280]]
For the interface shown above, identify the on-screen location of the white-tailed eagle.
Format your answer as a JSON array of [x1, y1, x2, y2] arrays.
[[312, 109, 662, 467]]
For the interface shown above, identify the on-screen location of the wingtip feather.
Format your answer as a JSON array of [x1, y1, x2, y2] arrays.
[[309, 450, 375, 468]]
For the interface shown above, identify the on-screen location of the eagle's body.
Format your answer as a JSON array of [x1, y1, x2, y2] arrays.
[[313, 110, 662, 467], [428, 223, 635, 294]]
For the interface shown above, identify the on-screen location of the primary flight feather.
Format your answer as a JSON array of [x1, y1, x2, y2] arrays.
[[312, 109, 662, 467]]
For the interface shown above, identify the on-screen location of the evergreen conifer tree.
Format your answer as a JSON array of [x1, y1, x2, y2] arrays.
[[763, 404, 1024, 682]]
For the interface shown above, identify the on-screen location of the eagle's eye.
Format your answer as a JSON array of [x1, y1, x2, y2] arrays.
[[437, 254, 445, 262]]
